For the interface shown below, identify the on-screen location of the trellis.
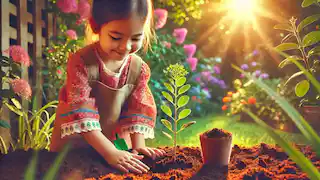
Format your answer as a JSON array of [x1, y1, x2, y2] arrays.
[[0, 0, 56, 149]]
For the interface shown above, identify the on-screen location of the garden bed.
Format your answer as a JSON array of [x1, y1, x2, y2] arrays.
[[0, 143, 319, 180]]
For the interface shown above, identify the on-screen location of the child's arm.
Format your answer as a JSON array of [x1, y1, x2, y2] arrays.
[[130, 132, 146, 149], [82, 130, 118, 159]]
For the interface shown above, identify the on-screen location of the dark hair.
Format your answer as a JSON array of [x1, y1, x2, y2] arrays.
[[88, 0, 155, 51]]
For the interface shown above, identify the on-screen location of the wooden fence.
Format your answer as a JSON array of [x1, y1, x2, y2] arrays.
[[0, 0, 56, 149]]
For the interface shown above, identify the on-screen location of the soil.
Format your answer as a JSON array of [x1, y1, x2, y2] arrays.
[[204, 128, 232, 138], [0, 143, 319, 180]]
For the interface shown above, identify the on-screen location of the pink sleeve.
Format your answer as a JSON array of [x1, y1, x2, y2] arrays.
[[117, 62, 156, 139], [60, 53, 101, 138]]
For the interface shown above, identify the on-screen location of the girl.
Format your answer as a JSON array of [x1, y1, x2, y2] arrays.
[[49, 0, 165, 174]]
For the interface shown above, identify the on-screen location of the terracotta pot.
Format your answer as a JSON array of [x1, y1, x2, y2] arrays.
[[199, 128, 232, 167]]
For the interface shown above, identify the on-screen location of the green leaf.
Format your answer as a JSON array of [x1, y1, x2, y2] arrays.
[[232, 64, 320, 156], [297, 14, 320, 32], [275, 43, 299, 52], [178, 84, 191, 95], [274, 24, 293, 32], [161, 119, 173, 131], [0, 120, 11, 128], [278, 56, 303, 68], [164, 82, 174, 94], [4, 103, 23, 116], [176, 77, 186, 87], [162, 91, 173, 103], [285, 71, 304, 85], [295, 80, 310, 97], [178, 121, 196, 133], [11, 98, 22, 110], [178, 95, 189, 108], [162, 131, 172, 139], [244, 109, 320, 180], [308, 46, 320, 57], [178, 109, 191, 120], [43, 143, 71, 180], [303, 31, 320, 47], [302, 0, 317, 7], [161, 105, 172, 118], [24, 151, 38, 180]]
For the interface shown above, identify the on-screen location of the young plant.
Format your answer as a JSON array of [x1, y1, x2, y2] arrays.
[[160, 63, 196, 160], [274, 0, 320, 103]]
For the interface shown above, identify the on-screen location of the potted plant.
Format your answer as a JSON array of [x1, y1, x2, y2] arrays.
[[199, 128, 232, 167]]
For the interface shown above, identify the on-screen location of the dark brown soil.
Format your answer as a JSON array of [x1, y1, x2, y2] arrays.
[[205, 128, 232, 138], [0, 143, 319, 180]]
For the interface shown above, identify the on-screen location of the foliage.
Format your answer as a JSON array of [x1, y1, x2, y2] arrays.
[[3, 97, 58, 151], [233, 63, 320, 180], [24, 143, 71, 180], [43, 39, 82, 100], [154, 0, 209, 26], [222, 62, 297, 126], [160, 63, 195, 160], [274, 1, 320, 105]]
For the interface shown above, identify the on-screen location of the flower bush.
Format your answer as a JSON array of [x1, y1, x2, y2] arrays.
[[143, 8, 226, 123], [222, 61, 294, 127]]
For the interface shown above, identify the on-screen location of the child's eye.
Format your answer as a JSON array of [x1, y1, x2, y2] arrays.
[[110, 35, 121, 40], [132, 38, 140, 41]]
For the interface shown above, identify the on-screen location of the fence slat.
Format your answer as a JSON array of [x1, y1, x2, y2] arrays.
[[32, 0, 45, 110], [17, 0, 30, 110], [0, 0, 13, 153]]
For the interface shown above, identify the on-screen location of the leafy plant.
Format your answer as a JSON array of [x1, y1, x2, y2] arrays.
[[160, 63, 196, 160], [24, 143, 71, 180], [232, 62, 320, 179], [155, 0, 208, 26], [3, 97, 58, 151], [43, 39, 82, 101], [274, 0, 320, 104]]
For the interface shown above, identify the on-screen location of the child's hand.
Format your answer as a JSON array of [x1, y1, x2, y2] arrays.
[[105, 149, 150, 174], [132, 147, 166, 160]]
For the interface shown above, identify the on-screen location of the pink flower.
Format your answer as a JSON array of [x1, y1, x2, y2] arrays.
[[154, 9, 168, 29], [162, 41, 171, 48], [57, 69, 62, 75], [201, 71, 211, 80], [183, 44, 197, 57], [195, 77, 201, 82], [9, 79, 32, 100], [66, 30, 78, 40], [186, 57, 198, 71], [56, 0, 78, 13], [3, 45, 31, 67], [173, 28, 188, 44], [77, 0, 91, 21]]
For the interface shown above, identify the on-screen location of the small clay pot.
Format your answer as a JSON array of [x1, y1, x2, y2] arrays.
[[199, 128, 232, 167]]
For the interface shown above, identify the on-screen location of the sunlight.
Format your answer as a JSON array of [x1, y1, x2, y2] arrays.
[[226, 0, 257, 21]]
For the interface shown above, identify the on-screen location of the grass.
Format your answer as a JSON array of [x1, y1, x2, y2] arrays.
[[146, 113, 307, 148]]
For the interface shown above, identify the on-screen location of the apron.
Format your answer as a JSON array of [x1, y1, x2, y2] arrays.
[[50, 43, 142, 151]]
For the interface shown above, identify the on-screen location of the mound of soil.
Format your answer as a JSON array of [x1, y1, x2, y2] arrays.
[[204, 128, 232, 139], [0, 143, 319, 180]]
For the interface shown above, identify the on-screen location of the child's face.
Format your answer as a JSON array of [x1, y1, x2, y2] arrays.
[[98, 15, 145, 61]]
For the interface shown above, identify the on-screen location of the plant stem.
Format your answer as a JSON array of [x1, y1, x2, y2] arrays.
[[173, 79, 177, 162], [0, 136, 8, 154], [291, 19, 311, 70]]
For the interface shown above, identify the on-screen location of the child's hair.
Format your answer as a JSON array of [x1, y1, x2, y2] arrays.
[[85, 0, 155, 52]]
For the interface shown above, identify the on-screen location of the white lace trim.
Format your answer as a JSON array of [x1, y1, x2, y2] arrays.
[[119, 124, 155, 139], [61, 118, 101, 138]]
